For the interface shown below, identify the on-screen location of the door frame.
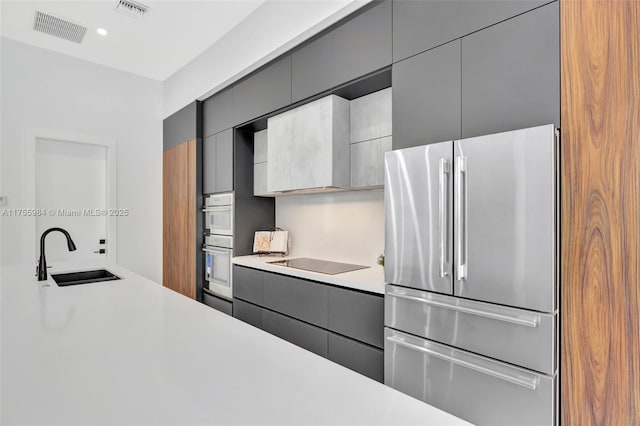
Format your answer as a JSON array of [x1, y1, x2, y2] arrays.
[[24, 128, 117, 264]]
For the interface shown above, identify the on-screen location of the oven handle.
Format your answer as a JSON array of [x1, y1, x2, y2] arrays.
[[202, 247, 232, 254], [202, 206, 232, 212]]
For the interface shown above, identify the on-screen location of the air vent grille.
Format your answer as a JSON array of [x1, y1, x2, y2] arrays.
[[116, 0, 148, 17], [33, 11, 87, 44]]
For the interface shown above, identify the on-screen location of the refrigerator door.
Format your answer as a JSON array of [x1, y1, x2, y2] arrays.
[[385, 328, 556, 426], [385, 142, 453, 294], [454, 124, 556, 312]]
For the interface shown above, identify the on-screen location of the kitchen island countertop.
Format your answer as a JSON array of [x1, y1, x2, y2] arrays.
[[0, 263, 471, 426]]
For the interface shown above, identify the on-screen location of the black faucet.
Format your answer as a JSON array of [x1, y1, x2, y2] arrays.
[[38, 227, 77, 281]]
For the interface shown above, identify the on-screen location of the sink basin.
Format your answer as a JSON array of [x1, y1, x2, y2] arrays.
[[51, 269, 121, 286]]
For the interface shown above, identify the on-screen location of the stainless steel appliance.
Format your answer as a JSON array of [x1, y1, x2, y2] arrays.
[[203, 193, 234, 300], [384, 124, 558, 426], [267, 257, 368, 275], [203, 193, 234, 236]]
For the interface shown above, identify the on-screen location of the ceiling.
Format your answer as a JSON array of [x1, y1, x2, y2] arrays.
[[0, 0, 266, 81]]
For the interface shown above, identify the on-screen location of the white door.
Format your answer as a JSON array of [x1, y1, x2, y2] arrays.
[[35, 138, 108, 264]]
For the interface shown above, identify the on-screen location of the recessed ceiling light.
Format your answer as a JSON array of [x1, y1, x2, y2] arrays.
[[96, 28, 108, 36]]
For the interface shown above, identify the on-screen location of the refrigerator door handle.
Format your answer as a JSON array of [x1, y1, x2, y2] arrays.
[[455, 156, 467, 280], [439, 159, 450, 277], [387, 290, 539, 327], [386, 334, 539, 390]]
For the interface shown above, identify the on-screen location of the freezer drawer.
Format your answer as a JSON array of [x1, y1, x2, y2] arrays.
[[386, 285, 556, 375], [385, 329, 556, 426]]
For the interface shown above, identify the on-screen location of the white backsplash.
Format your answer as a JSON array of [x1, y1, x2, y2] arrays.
[[275, 189, 384, 266]]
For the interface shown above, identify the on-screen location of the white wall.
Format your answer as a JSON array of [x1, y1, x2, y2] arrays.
[[276, 189, 384, 266], [0, 38, 163, 283], [163, 0, 370, 118]]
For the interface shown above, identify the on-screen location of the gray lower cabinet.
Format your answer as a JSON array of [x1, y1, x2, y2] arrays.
[[203, 129, 234, 194], [233, 299, 263, 328], [328, 333, 383, 382], [461, 2, 559, 138], [328, 286, 384, 348], [233, 55, 292, 126], [392, 40, 461, 149], [291, 0, 392, 103], [232, 266, 384, 381], [262, 272, 328, 328], [203, 292, 233, 315], [392, 0, 549, 63], [203, 88, 233, 138], [262, 310, 328, 357]]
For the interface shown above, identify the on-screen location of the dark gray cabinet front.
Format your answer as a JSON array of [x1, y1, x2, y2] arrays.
[[163, 101, 200, 150], [461, 2, 559, 138], [392, 0, 549, 63], [262, 310, 328, 357], [328, 333, 384, 382], [233, 265, 263, 304], [233, 55, 292, 126], [291, 0, 392, 102], [328, 286, 384, 349], [233, 299, 263, 328], [203, 88, 234, 137], [203, 292, 233, 316], [262, 272, 328, 328], [203, 129, 233, 194], [392, 40, 461, 149]]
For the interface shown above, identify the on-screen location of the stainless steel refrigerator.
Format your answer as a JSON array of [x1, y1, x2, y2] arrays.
[[384, 124, 558, 426]]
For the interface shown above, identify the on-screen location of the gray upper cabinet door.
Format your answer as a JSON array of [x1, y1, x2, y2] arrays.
[[392, 40, 461, 150], [233, 55, 292, 126], [291, 0, 392, 103], [461, 2, 559, 138], [328, 287, 384, 348], [203, 88, 233, 137], [392, 0, 550, 62], [262, 272, 328, 328], [203, 134, 217, 194], [215, 129, 234, 193], [163, 101, 200, 150]]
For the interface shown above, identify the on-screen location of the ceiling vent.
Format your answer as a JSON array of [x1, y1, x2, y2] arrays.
[[33, 11, 87, 44], [116, 0, 148, 18]]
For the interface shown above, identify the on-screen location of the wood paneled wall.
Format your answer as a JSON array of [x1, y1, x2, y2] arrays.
[[163, 139, 196, 299], [561, 0, 640, 424]]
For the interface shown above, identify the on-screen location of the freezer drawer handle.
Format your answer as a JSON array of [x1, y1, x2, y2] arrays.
[[439, 159, 450, 277], [388, 291, 539, 328], [386, 335, 539, 390]]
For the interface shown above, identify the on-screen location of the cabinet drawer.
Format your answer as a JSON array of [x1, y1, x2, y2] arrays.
[[263, 310, 327, 357], [328, 333, 383, 382], [263, 272, 328, 327], [385, 329, 555, 426], [328, 286, 384, 348], [386, 285, 556, 375], [203, 292, 233, 316], [233, 299, 263, 328], [233, 266, 263, 304]]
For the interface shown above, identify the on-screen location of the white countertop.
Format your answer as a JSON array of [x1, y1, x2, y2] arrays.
[[233, 255, 386, 294], [0, 263, 471, 426]]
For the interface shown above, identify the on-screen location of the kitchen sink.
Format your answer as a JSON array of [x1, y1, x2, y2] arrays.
[[51, 269, 121, 286]]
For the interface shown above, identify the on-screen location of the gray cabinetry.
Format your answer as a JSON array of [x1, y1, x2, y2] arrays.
[[392, 0, 549, 62], [392, 40, 461, 149], [233, 55, 292, 126], [233, 299, 263, 328], [203, 88, 233, 137], [461, 2, 559, 138], [262, 272, 328, 328], [291, 0, 392, 102], [163, 101, 200, 150], [328, 333, 383, 382], [263, 310, 328, 357], [328, 286, 384, 348], [203, 129, 234, 194], [233, 265, 263, 304], [203, 292, 233, 316]]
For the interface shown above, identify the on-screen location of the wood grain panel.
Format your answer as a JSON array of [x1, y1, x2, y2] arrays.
[[561, 0, 640, 424], [163, 139, 196, 299]]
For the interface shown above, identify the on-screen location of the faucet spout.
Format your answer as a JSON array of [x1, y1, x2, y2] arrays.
[[38, 227, 77, 281]]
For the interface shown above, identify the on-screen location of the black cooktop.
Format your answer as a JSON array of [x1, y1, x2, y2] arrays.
[[267, 257, 369, 275]]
